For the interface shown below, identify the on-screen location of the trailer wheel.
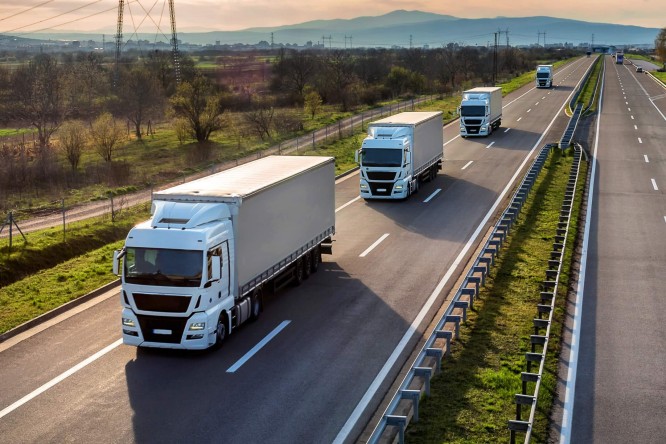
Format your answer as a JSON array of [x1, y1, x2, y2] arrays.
[[214, 313, 228, 348], [430, 166, 438, 181], [293, 258, 305, 286], [310, 246, 321, 273], [303, 251, 312, 279], [249, 288, 262, 322]]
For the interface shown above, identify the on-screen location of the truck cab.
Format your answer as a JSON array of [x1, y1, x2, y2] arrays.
[[536, 65, 553, 88], [358, 127, 414, 199], [459, 87, 502, 137]]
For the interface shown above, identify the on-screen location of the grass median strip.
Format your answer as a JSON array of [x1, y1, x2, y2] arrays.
[[405, 147, 587, 443]]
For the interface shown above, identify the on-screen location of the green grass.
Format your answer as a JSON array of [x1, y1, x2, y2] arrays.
[[625, 54, 656, 62], [405, 147, 587, 443], [577, 55, 602, 113], [651, 71, 666, 85], [0, 128, 34, 137]]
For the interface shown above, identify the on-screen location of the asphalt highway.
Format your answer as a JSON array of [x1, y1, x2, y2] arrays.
[[0, 57, 596, 443]]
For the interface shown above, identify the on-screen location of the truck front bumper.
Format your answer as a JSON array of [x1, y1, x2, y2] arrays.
[[121, 308, 214, 350], [360, 178, 408, 199]]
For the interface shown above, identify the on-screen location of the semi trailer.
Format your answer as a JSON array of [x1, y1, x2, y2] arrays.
[[113, 155, 335, 350], [355, 111, 443, 199]]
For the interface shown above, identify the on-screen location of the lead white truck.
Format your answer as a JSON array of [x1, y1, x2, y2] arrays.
[[536, 64, 554, 88], [113, 156, 335, 350], [355, 111, 443, 199], [459, 87, 502, 137]]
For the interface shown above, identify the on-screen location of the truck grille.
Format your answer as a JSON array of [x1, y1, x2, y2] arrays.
[[366, 171, 396, 181], [137, 315, 188, 344], [464, 119, 482, 125], [369, 182, 392, 196], [464, 125, 480, 134], [133, 293, 191, 313]]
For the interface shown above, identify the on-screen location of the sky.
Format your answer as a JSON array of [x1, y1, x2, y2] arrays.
[[0, 0, 663, 37]]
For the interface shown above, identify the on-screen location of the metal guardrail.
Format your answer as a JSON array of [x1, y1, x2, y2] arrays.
[[367, 143, 555, 444], [559, 103, 583, 149], [583, 56, 605, 114], [569, 55, 599, 112], [508, 145, 582, 443]]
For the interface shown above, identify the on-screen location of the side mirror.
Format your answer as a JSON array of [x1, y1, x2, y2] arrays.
[[113, 250, 122, 276], [404, 151, 412, 166], [354, 149, 361, 164], [211, 256, 221, 281]]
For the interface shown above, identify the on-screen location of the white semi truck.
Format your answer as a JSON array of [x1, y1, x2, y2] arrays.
[[459, 87, 502, 137], [113, 156, 335, 350], [536, 64, 554, 88], [355, 111, 443, 199]]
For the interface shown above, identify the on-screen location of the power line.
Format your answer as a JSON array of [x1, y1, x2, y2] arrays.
[[0, 0, 55, 23], [0, 0, 104, 35]]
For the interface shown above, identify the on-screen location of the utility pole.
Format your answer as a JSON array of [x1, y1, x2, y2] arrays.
[[168, 0, 181, 85], [114, 0, 124, 88], [344, 35, 352, 49], [409, 34, 413, 49], [493, 32, 498, 85], [271, 32, 274, 49]]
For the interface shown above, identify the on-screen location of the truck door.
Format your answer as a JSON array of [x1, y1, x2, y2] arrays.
[[208, 241, 231, 303]]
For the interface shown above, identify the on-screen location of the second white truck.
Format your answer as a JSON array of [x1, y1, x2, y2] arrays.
[[459, 87, 502, 137], [113, 156, 335, 350], [355, 111, 443, 199], [536, 64, 554, 88]]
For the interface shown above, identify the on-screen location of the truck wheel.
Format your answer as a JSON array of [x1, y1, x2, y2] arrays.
[[310, 246, 321, 273], [250, 288, 262, 322], [293, 258, 305, 286], [214, 313, 228, 348], [303, 251, 312, 279], [430, 166, 438, 181]]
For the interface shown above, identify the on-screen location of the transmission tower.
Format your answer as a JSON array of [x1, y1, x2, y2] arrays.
[[114, 0, 181, 88]]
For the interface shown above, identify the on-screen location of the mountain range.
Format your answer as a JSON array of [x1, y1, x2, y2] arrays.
[[23, 10, 661, 48]]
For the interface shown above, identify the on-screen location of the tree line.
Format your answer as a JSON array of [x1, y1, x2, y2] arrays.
[[0, 44, 578, 210]]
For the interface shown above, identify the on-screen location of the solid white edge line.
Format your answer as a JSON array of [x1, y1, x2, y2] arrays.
[[0, 338, 123, 420], [560, 54, 606, 444], [423, 189, 441, 203], [226, 321, 291, 373], [651, 179, 659, 191], [486, 141, 495, 149], [359, 233, 389, 258], [336, 196, 361, 213], [461, 161, 474, 170], [333, 66, 585, 444]]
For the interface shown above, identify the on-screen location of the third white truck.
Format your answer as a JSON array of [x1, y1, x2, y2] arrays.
[[355, 111, 443, 199], [459, 87, 502, 137], [536, 64, 554, 88], [113, 155, 335, 350]]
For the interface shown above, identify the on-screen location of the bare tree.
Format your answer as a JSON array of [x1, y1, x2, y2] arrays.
[[244, 105, 275, 141], [90, 112, 123, 162], [170, 75, 225, 142], [8, 53, 70, 149], [656, 28, 666, 69], [116, 65, 165, 139], [59, 120, 87, 171]]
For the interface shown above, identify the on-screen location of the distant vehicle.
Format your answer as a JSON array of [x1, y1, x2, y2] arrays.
[[535, 64, 554, 88], [459, 87, 503, 137], [636, 66, 644, 73], [616, 52, 624, 64], [586, 51, 592, 57], [356, 112, 443, 199], [113, 155, 336, 349]]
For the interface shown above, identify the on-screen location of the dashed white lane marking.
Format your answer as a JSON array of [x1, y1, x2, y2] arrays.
[[423, 189, 441, 203], [638, 138, 643, 144], [504, 128, 511, 133], [359, 233, 389, 257], [634, 125, 638, 130], [527, 109, 532, 113], [631, 115, 635, 120], [535, 102, 540, 106], [461, 161, 474, 170], [644, 155, 649, 163], [486, 141, 495, 149], [628, 107, 631, 112], [226, 321, 291, 373], [651, 179, 659, 191], [517, 117, 523, 121], [336, 196, 361, 213], [0, 339, 123, 420]]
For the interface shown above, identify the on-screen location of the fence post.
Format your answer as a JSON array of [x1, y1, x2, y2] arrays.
[[62, 198, 66, 242], [338, 120, 342, 139], [109, 193, 115, 222], [312, 132, 315, 149]]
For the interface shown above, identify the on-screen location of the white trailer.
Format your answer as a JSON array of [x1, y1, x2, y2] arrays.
[[459, 87, 502, 137], [113, 156, 335, 350], [355, 111, 443, 199]]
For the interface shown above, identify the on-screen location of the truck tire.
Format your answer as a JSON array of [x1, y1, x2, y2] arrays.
[[214, 312, 228, 348], [293, 258, 305, 286], [310, 246, 321, 273], [303, 251, 312, 279], [430, 166, 438, 181], [249, 288, 262, 322]]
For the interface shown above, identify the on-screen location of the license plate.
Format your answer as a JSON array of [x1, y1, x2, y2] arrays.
[[378, 188, 386, 192], [153, 329, 172, 335]]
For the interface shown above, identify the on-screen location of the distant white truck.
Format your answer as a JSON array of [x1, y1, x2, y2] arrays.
[[113, 156, 335, 350], [355, 111, 443, 199], [459, 87, 502, 137], [536, 64, 554, 88]]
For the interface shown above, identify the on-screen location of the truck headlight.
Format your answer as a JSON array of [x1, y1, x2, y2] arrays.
[[360, 184, 368, 189], [394, 185, 403, 190], [122, 318, 135, 327], [189, 322, 206, 331]]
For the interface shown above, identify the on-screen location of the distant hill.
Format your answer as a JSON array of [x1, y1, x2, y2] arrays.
[[24, 10, 659, 48]]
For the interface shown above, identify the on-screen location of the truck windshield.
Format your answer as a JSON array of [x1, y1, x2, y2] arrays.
[[361, 148, 403, 167], [124, 247, 203, 287], [461, 105, 486, 117], [536, 72, 550, 78]]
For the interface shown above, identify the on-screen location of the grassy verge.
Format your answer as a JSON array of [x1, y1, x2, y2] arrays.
[[577, 55, 602, 112], [405, 147, 587, 443], [0, 60, 574, 334], [651, 71, 666, 85]]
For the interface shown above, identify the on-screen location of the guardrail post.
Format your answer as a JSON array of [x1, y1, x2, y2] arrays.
[[386, 415, 407, 444], [454, 300, 469, 323], [414, 367, 433, 396], [446, 315, 462, 339], [436, 330, 453, 357], [425, 348, 443, 372], [402, 389, 421, 422]]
